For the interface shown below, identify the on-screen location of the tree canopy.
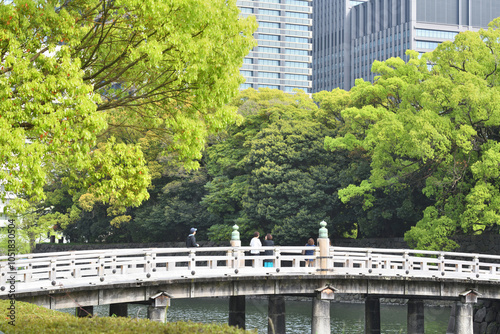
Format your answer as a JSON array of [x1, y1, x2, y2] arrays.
[[0, 0, 256, 224], [323, 18, 500, 250], [200, 88, 422, 244]]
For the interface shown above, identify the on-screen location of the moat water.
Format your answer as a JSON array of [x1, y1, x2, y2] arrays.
[[62, 297, 451, 333]]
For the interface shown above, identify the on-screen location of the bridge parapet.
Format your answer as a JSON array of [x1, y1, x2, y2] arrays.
[[1, 246, 499, 298]]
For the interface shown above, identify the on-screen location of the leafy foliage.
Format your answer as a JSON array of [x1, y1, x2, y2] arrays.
[[241, 119, 339, 244], [323, 19, 500, 250], [125, 167, 218, 243], [202, 88, 408, 244], [0, 0, 256, 237]]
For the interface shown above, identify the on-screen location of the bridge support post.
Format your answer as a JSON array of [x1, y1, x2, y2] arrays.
[[317, 220, 330, 274], [453, 290, 480, 334], [311, 298, 330, 334], [365, 296, 381, 334], [109, 303, 128, 317], [454, 301, 473, 334], [407, 299, 425, 334], [268, 295, 286, 334], [148, 304, 167, 323], [148, 292, 171, 323], [312, 285, 337, 334], [228, 296, 245, 329], [75, 306, 93, 317]]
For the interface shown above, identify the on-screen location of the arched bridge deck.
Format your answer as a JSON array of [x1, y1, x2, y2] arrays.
[[1, 245, 499, 308]]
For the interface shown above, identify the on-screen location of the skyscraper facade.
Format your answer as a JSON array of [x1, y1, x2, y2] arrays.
[[313, 0, 500, 92], [237, 0, 312, 94]]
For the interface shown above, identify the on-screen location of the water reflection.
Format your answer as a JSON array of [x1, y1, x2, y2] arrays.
[[62, 298, 451, 333]]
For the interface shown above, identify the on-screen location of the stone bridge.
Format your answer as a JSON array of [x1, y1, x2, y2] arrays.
[[1, 223, 499, 333]]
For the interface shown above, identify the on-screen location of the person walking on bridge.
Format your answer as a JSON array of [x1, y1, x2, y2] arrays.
[[262, 233, 274, 267], [186, 227, 199, 247], [303, 238, 315, 267], [250, 231, 262, 255]]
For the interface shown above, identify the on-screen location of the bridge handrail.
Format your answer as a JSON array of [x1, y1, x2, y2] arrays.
[[1, 245, 499, 297], [0, 246, 310, 262], [3, 245, 500, 261], [331, 246, 500, 260], [2, 246, 500, 268]]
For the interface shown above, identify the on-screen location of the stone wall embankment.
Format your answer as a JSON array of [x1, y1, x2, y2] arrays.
[[473, 300, 500, 334], [448, 300, 500, 334]]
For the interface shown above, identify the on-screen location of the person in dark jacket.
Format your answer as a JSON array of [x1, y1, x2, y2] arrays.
[[262, 233, 274, 267], [186, 227, 199, 247]]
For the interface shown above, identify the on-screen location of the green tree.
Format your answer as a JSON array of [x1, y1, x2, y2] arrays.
[[202, 89, 320, 241], [324, 19, 500, 250], [125, 166, 218, 243], [0, 0, 256, 238], [203, 88, 375, 244], [241, 118, 343, 244]]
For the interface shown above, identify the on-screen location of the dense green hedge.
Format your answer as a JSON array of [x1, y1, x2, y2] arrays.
[[0, 300, 255, 334]]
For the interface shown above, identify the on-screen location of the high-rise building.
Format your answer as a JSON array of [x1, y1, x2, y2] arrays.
[[237, 0, 312, 94], [313, 0, 500, 92]]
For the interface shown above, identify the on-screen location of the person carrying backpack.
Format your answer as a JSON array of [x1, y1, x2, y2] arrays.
[[186, 227, 199, 247]]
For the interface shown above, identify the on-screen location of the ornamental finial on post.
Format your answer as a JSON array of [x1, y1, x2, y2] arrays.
[[318, 220, 328, 238], [317, 220, 330, 274], [231, 224, 240, 241]]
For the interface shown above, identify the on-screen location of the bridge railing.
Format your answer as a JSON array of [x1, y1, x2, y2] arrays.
[[330, 247, 500, 280], [0, 246, 318, 293], [0, 246, 499, 295]]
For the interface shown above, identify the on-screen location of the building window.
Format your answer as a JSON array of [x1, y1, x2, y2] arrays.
[[260, 47, 280, 53], [240, 7, 254, 14], [259, 72, 280, 78], [285, 24, 309, 31], [285, 74, 308, 80], [416, 29, 458, 40], [285, 37, 309, 43], [260, 34, 280, 41], [285, 61, 309, 68], [285, 49, 309, 56], [287, 0, 309, 6], [285, 12, 309, 19], [240, 70, 253, 76], [259, 59, 280, 66], [416, 41, 440, 50], [260, 9, 280, 16], [260, 22, 281, 29], [350, 0, 364, 7], [259, 85, 279, 89], [240, 83, 253, 90], [244, 58, 253, 64]]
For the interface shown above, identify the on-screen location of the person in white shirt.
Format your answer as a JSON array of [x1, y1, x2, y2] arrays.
[[250, 231, 262, 255]]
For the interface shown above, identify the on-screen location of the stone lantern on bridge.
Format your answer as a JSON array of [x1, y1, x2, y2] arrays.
[[315, 284, 338, 300]]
